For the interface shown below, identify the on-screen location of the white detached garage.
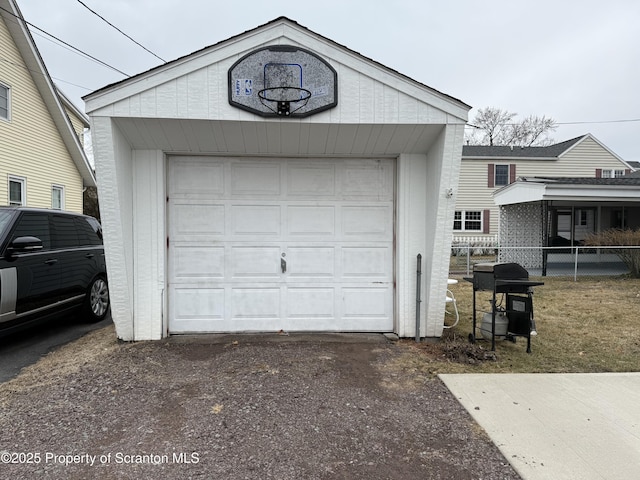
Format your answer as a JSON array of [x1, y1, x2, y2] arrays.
[[84, 17, 470, 341]]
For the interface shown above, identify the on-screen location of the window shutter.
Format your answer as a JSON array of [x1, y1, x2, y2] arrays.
[[509, 164, 516, 183], [487, 164, 495, 188], [625, 169, 631, 175], [595, 168, 602, 178], [483, 209, 491, 234]]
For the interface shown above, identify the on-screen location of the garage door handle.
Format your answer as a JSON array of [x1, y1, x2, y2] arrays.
[[281, 258, 287, 274], [44, 259, 58, 265]]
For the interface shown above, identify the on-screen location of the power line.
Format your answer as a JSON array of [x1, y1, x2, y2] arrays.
[[556, 118, 640, 125], [0, 5, 130, 78], [0, 55, 93, 91], [466, 118, 640, 129], [76, 0, 166, 63]]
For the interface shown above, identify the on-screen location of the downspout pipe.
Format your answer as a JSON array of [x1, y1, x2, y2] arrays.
[[415, 254, 422, 342]]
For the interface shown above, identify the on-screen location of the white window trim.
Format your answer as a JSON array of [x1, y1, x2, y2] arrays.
[[52, 184, 65, 210], [0, 82, 10, 122], [8, 175, 26, 206], [600, 168, 625, 178], [454, 210, 483, 232]]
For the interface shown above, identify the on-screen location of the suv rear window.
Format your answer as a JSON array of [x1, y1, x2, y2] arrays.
[[75, 217, 103, 246]]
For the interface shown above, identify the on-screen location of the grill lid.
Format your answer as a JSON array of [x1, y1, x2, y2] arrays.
[[473, 262, 529, 279]]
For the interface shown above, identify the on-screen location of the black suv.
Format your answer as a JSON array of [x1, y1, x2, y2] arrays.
[[0, 207, 109, 336]]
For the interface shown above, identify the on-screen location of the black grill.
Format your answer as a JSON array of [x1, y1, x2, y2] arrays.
[[467, 262, 543, 353]]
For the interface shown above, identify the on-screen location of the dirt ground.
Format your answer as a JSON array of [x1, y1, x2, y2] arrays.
[[0, 326, 520, 479]]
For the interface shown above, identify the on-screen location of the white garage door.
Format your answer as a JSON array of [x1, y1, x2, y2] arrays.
[[167, 156, 394, 333]]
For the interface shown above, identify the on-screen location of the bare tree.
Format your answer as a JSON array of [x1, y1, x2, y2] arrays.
[[466, 107, 557, 147]]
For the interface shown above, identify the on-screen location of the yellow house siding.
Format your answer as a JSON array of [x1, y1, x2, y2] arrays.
[[64, 105, 87, 141], [556, 137, 627, 175], [0, 14, 83, 213], [454, 136, 630, 238]]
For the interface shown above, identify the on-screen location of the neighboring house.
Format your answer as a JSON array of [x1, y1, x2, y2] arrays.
[[453, 134, 633, 243], [0, 0, 94, 213], [84, 16, 470, 341], [493, 176, 640, 272]]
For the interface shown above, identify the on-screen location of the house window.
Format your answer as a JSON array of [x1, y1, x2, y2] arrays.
[[0, 83, 9, 121], [454, 210, 482, 231], [9, 176, 25, 206], [488, 163, 515, 187], [600, 169, 624, 178], [52, 185, 65, 210], [494, 165, 510, 186]]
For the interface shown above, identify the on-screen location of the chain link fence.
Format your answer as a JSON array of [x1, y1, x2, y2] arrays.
[[451, 243, 640, 280]]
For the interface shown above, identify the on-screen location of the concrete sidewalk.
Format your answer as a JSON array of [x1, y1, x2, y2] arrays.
[[440, 373, 640, 480]]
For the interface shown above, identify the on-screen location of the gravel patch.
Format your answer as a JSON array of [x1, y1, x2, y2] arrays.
[[0, 326, 520, 479]]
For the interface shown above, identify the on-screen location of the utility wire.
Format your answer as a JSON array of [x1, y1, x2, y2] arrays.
[[76, 0, 166, 63], [0, 55, 93, 91], [0, 5, 130, 77], [467, 118, 640, 129]]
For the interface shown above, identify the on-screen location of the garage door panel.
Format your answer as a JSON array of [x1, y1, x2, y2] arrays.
[[230, 246, 281, 279], [287, 205, 335, 237], [342, 247, 391, 279], [231, 162, 281, 197], [174, 246, 225, 279], [231, 288, 280, 319], [231, 205, 280, 236], [342, 287, 392, 323], [172, 203, 225, 238], [172, 287, 225, 319], [287, 287, 334, 319], [342, 206, 392, 237], [170, 160, 224, 197], [288, 164, 335, 196], [342, 161, 393, 200], [287, 247, 335, 278]]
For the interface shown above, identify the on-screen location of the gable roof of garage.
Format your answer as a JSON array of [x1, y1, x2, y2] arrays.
[[84, 16, 470, 118]]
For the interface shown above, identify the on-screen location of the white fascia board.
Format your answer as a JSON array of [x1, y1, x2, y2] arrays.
[[493, 182, 546, 205], [462, 156, 557, 161], [543, 184, 640, 201], [496, 182, 640, 205]]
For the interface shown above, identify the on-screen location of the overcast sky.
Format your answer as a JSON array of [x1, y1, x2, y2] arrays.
[[16, 0, 640, 163]]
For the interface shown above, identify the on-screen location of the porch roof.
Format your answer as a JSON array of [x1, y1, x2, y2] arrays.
[[494, 176, 640, 205]]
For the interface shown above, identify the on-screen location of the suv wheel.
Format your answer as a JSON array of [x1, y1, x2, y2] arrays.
[[85, 276, 110, 322]]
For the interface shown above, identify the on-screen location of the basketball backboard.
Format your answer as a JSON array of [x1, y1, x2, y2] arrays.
[[228, 45, 337, 118]]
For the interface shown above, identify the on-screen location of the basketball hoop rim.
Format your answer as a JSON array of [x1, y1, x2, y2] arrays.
[[257, 86, 312, 104]]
